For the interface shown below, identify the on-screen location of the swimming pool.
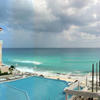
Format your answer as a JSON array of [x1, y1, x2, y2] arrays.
[[0, 76, 69, 100]]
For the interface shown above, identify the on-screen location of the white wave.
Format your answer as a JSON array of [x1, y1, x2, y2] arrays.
[[32, 61, 42, 65], [16, 66, 73, 78], [16, 67, 34, 73], [16, 66, 54, 75], [14, 60, 42, 65]]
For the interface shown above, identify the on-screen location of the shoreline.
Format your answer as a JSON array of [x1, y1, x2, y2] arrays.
[[0, 65, 89, 85], [0, 70, 88, 83], [0, 64, 89, 83]]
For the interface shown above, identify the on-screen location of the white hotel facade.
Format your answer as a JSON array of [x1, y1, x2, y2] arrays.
[[0, 41, 2, 66]]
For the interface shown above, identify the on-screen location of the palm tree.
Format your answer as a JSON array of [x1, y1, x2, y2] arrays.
[[9, 65, 15, 74]]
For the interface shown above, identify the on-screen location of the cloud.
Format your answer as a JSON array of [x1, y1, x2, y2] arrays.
[[0, 0, 100, 48], [80, 32, 97, 40]]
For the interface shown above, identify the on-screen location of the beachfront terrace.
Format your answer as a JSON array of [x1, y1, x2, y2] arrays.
[[64, 62, 100, 100], [0, 65, 9, 73], [0, 65, 17, 77]]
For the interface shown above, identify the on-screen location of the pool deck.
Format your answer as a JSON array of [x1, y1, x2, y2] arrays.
[[0, 73, 75, 83], [0, 70, 85, 84], [0, 64, 88, 84]]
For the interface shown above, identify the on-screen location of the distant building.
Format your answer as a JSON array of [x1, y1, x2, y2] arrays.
[[0, 28, 9, 74], [0, 41, 10, 74], [0, 41, 2, 66], [0, 66, 9, 73]]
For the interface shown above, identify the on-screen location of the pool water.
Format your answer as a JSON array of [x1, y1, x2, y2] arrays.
[[0, 76, 69, 100]]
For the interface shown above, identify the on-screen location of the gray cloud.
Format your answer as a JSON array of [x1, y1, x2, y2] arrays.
[[0, 0, 100, 48]]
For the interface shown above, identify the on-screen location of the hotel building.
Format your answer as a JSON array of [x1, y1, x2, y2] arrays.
[[0, 41, 2, 66]]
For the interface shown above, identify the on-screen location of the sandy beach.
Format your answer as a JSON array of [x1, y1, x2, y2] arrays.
[[0, 67, 84, 83]]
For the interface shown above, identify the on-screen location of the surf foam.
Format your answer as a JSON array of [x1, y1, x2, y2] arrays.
[[14, 60, 42, 65], [16, 66, 73, 78]]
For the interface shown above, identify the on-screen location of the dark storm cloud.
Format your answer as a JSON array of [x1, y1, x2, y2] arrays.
[[0, 0, 10, 24], [33, 0, 98, 33], [8, 0, 34, 31], [0, 0, 100, 48]]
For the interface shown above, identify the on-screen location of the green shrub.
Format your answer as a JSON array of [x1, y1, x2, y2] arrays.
[[0, 72, 9, 76]]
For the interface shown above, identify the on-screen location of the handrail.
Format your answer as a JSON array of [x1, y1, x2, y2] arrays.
[[64, 81, 80, 100], [65, 89, 100, 98], [64, 81, 79, 90], [4, 84, 30, 100]]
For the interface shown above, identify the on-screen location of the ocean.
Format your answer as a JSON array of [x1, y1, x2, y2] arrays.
[[2, 48, 100, 75]]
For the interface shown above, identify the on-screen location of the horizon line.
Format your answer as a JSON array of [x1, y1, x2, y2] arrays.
[[2, 47, 100, 49]]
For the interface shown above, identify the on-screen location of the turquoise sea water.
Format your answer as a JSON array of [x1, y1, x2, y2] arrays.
[[0, 76, 68, 100], [2, 48, 100, 74]]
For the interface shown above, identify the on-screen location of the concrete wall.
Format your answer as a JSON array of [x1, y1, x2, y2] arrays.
[[0, 42, 2, 65]]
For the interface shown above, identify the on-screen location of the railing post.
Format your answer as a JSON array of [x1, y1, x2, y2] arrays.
[[78, 81, 80, 90], [98, 94, 100, 100], [92, 64, 94, 93], [99, 61, 100, 86], [86, 75, 88, 87], [65, 93, 68, 100], [96, 63, 98, 92]]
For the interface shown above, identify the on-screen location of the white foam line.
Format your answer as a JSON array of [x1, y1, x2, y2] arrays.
[[16, 67, 57, 76], [16, 67, 76, 79], [14, 60, 42, 65]]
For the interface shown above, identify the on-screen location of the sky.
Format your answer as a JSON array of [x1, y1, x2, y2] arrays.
[[0, 0, 100, 48]]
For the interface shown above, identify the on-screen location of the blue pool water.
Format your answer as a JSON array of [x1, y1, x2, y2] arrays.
[[0, 76, 68, 100]]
